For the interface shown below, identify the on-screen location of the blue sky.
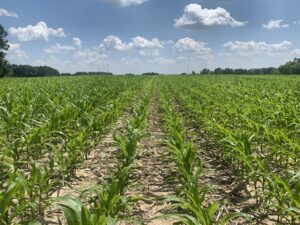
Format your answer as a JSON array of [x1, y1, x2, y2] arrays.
[[1, 0, 300, 74]]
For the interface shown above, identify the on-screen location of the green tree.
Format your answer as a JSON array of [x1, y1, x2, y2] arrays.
[[279, 58, 300, 74], [0, 24, 9, 77]]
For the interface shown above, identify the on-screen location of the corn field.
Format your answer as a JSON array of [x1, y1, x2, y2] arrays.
[[0, 75, 299, 225]]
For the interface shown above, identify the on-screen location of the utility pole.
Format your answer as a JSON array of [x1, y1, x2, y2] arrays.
[[106, 63, 109, 75]]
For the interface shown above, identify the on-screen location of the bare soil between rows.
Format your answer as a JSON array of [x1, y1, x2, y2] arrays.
[[43, 92, 277, 225], [178, 106, 276, 225], [121, 93, 176, 225], [44, 112, 129, 224]]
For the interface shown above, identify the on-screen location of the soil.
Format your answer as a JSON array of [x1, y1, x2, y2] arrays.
[[121, 94, 176, 225], [178, 107, 276, 225], [42, 92, 279, 225], [44, 112, 129, 224]]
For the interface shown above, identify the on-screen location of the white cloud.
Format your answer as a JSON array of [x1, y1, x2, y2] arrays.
[[100, 35, 163, 53], [292, 49, 300, 55], [293, 21, 300, 25], [0, 8, 18, 18], [175, 4, 246, 30], [73, 37, 82, 48], [130, 36, 163, 49], [44, 37, 81, 54], [173, 37, 213, 60], [33, 60, 46, 66], [45, 43, 76, 54], [6, 43, 29, 62], [177, 56, 188, 62], [162, 40, 174, 45], [121, 57, 142, 66], [73, 49, 108, 65], [263, 19, 290, 30], [147, 57, 176, 65], [223, 40, 292, 55], [100, 35, 130, 51], [34, 50, 110, 73], [9, 21, 66, 42], [139, 49, 160, 57], [103, 0, 149, 7]]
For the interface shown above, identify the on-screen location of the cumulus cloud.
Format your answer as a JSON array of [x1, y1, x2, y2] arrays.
[[0, 8, 18, 18], [73, 37, 82, 48], [175, 4, 246, 30], [102, 0, 149, 7], [139, 49, 160, 57], [173, 37, 213, 60], [100, 35, 130, 51], [35, 49, 109, 73], [292, 49, 300, 55], [161, 40, 174, 45], [44, 37, 82, 54], [73, 49, 108, 65], [121, 57, 142, 66], [177, 56, 188, 62], [100, 35, 163, 54], [130, 36, 163, 49], [9, 21, 66, 42], [263, 19, 290, 30], [223, 40, 292, 55], [6, 43, 29, 62], [44, 44, 76, 54]]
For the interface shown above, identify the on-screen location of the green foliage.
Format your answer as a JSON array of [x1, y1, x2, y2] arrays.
[[279, 58, 300, 74], [0, 24, 9, 77], [0, 76, 147, 223], [59, 195, 116, 225], [58, 82, 152, 224], [167, 75, 300, 223], [9, 64, 60, 77], [160, 90, 247, 224], [0, 75, 299, 224]]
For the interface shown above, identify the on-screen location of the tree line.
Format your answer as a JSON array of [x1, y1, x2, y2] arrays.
[[1, 23, 300, 77], [199, 67, 279, 75], [200, 59, 300, 75], [0, 24, 10, 77], [61, 72, 113, 76], [8, 64, 60, 77]]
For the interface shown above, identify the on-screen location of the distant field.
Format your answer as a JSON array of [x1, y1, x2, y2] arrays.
[[0, 75, 299, 225]]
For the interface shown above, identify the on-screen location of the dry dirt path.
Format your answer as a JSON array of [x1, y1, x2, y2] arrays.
[[122, 94, 176, 225]]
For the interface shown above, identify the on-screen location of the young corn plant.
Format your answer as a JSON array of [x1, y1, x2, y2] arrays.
[[161, 167, 247, 225], [59, 89, 151, 225], [0, 173, 26, 225], [24, 160, 59, 223], [58, 195, 115, 225], [59, 167, 135, 225], [167, 76, 300, 222], [80, 166, 134, 222], [159, 91, 248, 225]]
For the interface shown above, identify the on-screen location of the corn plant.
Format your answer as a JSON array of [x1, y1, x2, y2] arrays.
[[159, 90, 248, 225], [166, 75, 300, 222], [23, 160, 59, 223], [0, 173, 26, 225], [160, 167, 247, 225], [58, 86, 152, 224], [59, 195, 116, 225]]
